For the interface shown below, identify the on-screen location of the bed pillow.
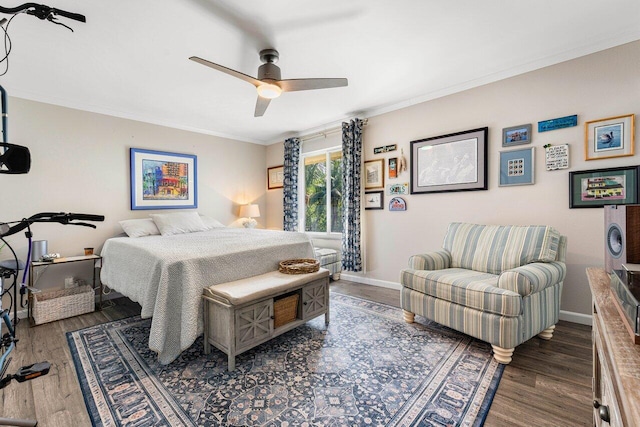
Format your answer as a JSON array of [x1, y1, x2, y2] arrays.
[[119, 218, 161, 238], [150, 212, 208, 236], [200, 214, 226, 229]]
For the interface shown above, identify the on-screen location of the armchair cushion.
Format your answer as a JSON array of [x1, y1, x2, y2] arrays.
[[497, 261, 566, 296], [443, 223, 561, 274], [400, 268, 521, 317]]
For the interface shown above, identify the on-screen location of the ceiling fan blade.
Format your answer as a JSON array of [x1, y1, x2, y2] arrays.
[[255, 96, 271, 117], [278, 78, 348, 92], [189, 56, 262, 87]]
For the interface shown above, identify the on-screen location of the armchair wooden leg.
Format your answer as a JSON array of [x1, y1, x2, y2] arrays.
[[402, 310, 415, 323], [491, 345, 514, 364], [538, 325, 555, 340]]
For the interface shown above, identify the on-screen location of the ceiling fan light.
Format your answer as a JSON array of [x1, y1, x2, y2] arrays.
[[257, 83, 282, 99]]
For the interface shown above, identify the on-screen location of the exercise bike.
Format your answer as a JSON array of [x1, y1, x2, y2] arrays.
[[0, 212, 104, 426]]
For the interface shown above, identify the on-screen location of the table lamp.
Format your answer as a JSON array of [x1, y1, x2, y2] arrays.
[[239, 204, 260, 228]]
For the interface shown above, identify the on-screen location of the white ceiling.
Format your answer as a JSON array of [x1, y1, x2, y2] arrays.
[[1, 0, 639, 145]]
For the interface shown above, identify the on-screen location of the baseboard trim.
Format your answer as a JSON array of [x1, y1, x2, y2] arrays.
[[339, 273, 400, 290], [340, 273, 593, 326], [559, 310, 592, 326]]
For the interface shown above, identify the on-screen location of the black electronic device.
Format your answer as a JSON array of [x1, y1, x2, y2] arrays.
[[0, 142, 31, 174], [0, 85, 31, 174]]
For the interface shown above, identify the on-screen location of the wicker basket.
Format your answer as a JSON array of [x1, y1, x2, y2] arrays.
[[273, 293, 299, 328], [32, 285, 94, 325], [278, 258, 319, 274]]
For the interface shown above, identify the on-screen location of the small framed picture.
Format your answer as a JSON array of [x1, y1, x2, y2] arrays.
[[364, 159, 384, 189], [364, 191, 383, 210], [585, 114, 635, 160], [267, 165, 284, 189], [388, 157, 398, 179], [502, 124, 532, 147], [499, 147, 535, 186]]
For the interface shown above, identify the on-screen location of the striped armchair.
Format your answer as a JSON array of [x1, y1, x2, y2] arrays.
[[400, 223, 566, 364]]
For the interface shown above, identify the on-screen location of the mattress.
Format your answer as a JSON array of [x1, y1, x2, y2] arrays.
[[100, 227, 314, 364]]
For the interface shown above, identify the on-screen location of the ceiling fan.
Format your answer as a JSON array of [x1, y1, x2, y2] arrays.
[[189, 49, 348, 117]]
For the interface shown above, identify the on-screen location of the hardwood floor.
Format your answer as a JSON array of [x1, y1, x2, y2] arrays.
[[331, 281, 594, 427], [0, 280, 592, 426]]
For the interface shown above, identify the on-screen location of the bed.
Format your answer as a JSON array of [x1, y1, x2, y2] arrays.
[[100, 221, 315, 364]]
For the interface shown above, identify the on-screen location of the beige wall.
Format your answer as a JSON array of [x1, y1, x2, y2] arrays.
[[266, 141, 285, 230], [267, 40, 640, 320], [2, 99, 266, 297], [5, 41, 638, 319]]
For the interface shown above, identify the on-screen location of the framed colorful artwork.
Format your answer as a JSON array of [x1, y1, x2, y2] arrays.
[[569, 165, 640, 208], [130, 148, 197, 210]]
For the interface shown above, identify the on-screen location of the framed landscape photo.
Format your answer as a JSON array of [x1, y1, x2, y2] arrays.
[[499, 147, 535, 186], [364, 191, 383, 210], [130, 148, 197, 210], [585, 114, 635, 160], [364, 159, 384, 189], [502, 124, 532, 147], [569, 165, 640, 208], [410, 127, 488, 194], [267, 165, 284, 189]]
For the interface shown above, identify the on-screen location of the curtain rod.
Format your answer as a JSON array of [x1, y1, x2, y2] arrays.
[[300, 118, 368, 143]]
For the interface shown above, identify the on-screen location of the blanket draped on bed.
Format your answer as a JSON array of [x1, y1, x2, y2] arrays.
[[100, 228, 315, 364]]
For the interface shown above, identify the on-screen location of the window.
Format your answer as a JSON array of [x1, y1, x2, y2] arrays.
[[301, 148, 343, 235]]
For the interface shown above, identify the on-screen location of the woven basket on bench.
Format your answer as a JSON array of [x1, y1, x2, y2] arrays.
[[278, 258, 319, 274], [273, 293, 299, 328]]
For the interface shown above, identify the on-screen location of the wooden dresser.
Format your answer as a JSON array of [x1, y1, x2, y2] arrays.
[[587, 267, 640, 426]]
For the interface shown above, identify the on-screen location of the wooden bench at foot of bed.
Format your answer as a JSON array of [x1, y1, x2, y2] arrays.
[[202, 268, 330, 371]]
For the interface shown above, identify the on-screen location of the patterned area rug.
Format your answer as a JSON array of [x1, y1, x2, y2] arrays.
[[67, 293, 503, 426]]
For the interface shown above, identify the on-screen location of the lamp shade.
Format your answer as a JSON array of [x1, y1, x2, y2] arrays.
[[239, 204, 260, 218]]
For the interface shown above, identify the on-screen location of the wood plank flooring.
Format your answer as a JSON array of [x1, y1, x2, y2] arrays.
[[0, 280, 592, 426]]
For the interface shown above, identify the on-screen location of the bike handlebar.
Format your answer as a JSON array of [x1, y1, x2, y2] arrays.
[[65, 213, 105, 222], [42, 7, 85, 23], [0, 212, 104, 238], [0, 3, 85, 23]]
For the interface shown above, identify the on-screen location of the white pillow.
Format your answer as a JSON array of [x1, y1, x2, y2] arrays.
[[149, 212, 207, 236], [119, 218, 161, 238], [200, 214, 226, 229]]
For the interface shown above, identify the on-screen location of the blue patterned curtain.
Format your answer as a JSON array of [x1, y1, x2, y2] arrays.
[[283, 137, 301, 231], [341, 118, 363, 272]]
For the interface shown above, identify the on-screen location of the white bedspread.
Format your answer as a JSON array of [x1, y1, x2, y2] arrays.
[[100, 228, 314, 364]]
